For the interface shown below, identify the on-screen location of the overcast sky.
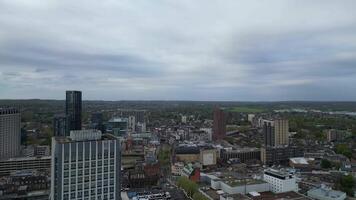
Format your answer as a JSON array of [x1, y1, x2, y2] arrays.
[[1, 0, 356, 101]]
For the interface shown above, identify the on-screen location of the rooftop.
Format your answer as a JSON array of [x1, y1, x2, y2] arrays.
[[308, 187, 346, 198], [249, 191, 310, 200]]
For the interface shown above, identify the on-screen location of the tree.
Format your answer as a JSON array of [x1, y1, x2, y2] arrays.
[[335, 144, 352, 158], [193, 192, 209, 200], [340, 175, 355, 197], [321, 159, 331, 169], [177, 176, 198, 197]]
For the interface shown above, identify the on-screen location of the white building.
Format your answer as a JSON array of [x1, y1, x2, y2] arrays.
[[263, 169, 298, 193], [181, 116, 187, 123], [247, 114, 255, 123], [51, 130, 121, 200], [201, 173, 269, 195]]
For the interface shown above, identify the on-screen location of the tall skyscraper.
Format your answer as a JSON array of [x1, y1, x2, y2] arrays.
[[213, 107, 226, 140], [51, 130, 121, 200], [263, 120, 274, 147], [53, 114, 68, 136], [263, 119, 289, 147], [66, 90, 82, 131], [0, 108, 21, 160]]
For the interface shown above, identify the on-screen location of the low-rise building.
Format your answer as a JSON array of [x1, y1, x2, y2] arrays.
[[221, 148, 260, 163], [201, 173, 269, 195], [200, 148, 217, 167], [171, 162, 184, 176], [0, 156, 51, 176], [307, 186, 346, 200]]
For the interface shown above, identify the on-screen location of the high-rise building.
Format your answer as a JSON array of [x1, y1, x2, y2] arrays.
[[128, 116, 136, 133], [263, 119, 289, 147], [263, 120, 274, 146], [53, 114, 68, 136], [66, 90, 82, 131], [0, 108, 21, 160], [51, 130, 121, 200], [213, 107, 226, 140]]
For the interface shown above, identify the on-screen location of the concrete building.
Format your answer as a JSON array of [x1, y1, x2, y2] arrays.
[[213, 107, 226, 140], [261, 146, 304, 165], [175, 146, 200, 163], [128, 116, 136, 133], [263, 119, 289, 147], [65, 90, 82, 132], [50, 130, 121, 200], [205, 174, 269, 195], [247, 114, 255, 123], [200, 148, 217, 166], [307, 186, 346, 200], [289, 157, 315, 170], [0, 108, 21, 160], [221, 148, 260, 163], [0, 156, 51, 176], [263, 169, 298, 193], [325, 129, 346, 142], [181, 115, 187, 123]]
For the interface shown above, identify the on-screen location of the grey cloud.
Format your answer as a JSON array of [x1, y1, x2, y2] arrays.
[[1, 0, 356, 100]]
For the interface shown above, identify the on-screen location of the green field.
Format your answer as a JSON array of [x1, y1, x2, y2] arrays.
[[229, 106, 265, 113]]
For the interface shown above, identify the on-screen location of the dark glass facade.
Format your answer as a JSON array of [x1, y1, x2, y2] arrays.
[[66, 91, 82, 131]]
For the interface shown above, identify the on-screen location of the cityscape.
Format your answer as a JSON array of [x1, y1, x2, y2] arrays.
[[0, 92, 355, 200], [1, 1, 356, 200]]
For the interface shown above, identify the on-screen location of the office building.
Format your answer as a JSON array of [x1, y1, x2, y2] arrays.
[[54, 114, 68, 136], [263, 169, 298, 193], [221, 147, 261, 163], [263, 119, 289, 147], [65, 90, 82, 131], [50, 130, 121, 200], [213, 107, 226, 140], [107, 118, 128, 136], [261, 146, 304, 165], [0, 108, 21, 160]]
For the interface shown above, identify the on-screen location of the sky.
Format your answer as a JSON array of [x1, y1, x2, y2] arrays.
[[0, 0, 356, 101]]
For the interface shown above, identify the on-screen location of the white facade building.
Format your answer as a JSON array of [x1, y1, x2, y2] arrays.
[[51, 130, 121, 200], [263, 169, 298, 193]]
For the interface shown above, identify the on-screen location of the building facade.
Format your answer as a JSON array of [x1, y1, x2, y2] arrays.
[[65, 90, 82, 132], [261, 146, 304, 165], [0, 108, 21, 160], [0, 156, 51, 176], [51, 130, 121, 200], [263, 119, 289, 147], [263, 169, 298, 193], [213, 107, 226, 140]]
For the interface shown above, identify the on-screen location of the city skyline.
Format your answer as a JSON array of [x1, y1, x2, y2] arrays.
[[1, 1, 356, 101]]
